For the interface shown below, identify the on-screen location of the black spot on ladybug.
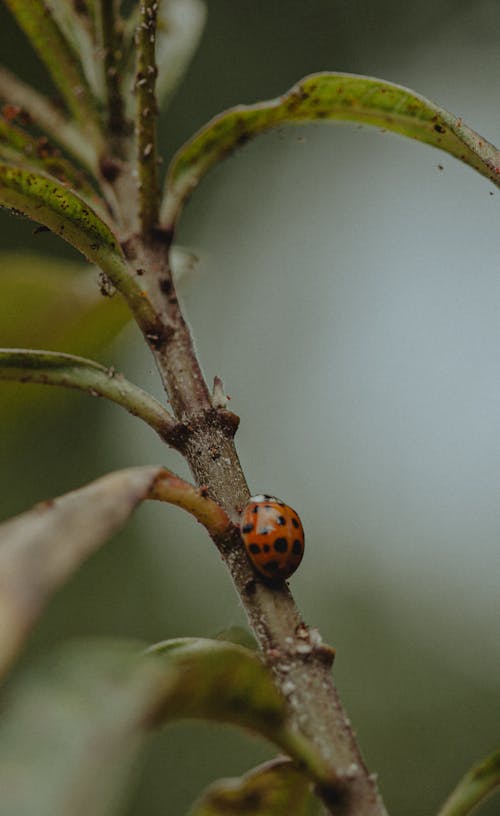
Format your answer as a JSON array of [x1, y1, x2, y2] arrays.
[[252, 506, 259, 514], [277, 515, 286, 525], [242, 523, 254, 534], [264, 561, 280, 572], [274, 538, 289, 553], [291, 517, 300, 529], [249, 544, 260, 554], [292, 540, 302, 555], [263, 544, 270, 553]]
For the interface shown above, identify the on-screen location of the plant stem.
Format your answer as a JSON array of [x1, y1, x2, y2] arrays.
[[135, 0, 160, 236], [127, 233, 388, 816], [97, 0, 126, 143]]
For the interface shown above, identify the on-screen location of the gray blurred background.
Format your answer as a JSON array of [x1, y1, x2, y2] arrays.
[[1, 1, 499, 814]]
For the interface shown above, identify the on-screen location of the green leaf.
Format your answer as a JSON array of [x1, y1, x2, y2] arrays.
[[147, 638, 336, 790], [45, 0, 102, 101], [161, 72, 500, 226], [437, 749, 500, 816], [0, 163, 159, 332], [147, 638, 287, 739], [0, 349, 174, 440], [0, 114, 106, 214], [189, 758, 318, 816], [3, 0, 103, 149], [0, 640, 163, 816], [0, 466, 168, 679]]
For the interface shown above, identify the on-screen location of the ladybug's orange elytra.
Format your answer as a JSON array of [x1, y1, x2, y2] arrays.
[[240, 494, 304, 580]]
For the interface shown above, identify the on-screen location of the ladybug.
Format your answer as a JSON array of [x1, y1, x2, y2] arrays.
[[240, 494, 304, 580]]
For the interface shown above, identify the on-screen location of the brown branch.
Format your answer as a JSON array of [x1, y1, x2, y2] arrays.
[[96, 32, 388, 816], [135, 0, 160, 235], [116, 229, 388, 816]]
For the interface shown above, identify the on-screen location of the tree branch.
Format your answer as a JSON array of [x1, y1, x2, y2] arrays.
[[122, 231, 388, 816]]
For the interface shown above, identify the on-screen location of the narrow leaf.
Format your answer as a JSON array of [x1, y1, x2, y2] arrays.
[[0, 348, 176, 441], [0, 468, 230, 678], [0, 66, 98, 173], [0, 466, 164, 678], [0, 163, 159, 333], [46, 0, 103, 101], [161, 72, 500, 226], [0, 114, 106, 215], [437, 749, 500, 816], [189, 758, 317, 816], [3, 0, 103, 148]]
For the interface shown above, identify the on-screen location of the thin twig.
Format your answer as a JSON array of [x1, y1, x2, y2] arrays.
[[135, 0, 160, 235]]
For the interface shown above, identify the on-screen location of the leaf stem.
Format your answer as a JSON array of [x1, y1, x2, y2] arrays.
[[135, 0, 160, 235], [148, 470, 232, 536], [0, 349, 179, 446]]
